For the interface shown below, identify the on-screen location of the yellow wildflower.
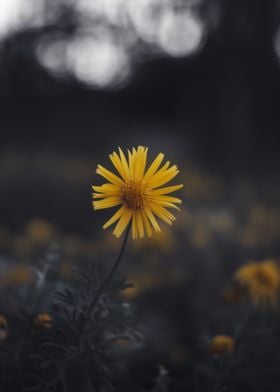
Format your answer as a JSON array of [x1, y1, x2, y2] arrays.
[[33, 313, 53, 330], [0, 266, 34, 287], [92, 146, 183, 239], [209, 335, 234, 355], [113, 338, 131, 346], [0, 315, 8, 342], [25, 219, 57, 244], [0, 315, 8, 329], [234, 260, 280, 307]]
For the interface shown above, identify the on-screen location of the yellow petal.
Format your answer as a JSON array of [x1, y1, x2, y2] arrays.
[[135, 210, 144, 238], [93, 196, 121, 210], [150, 184, 183, 195], [92, 184, 119, 193], [96, 165, 123, 185], [141, 210, 153, 237], [146, 161, 171, 185], [118, 147, 131, 179], [144, 153, 165, 180], [150, 167, 179, 189], [154, 195, 182, 204], [149, 203, 176, 224], [103, 206, 125, 229], [134, 146, 148, 181], [110, 152, 129, 181], [144, 206, 161, 232], [92, 193, 112, 199], [132, 213, 138, 239], [128, 149, 135, 179], [155, 201, 180, 210], [113, 209, 132, 238]]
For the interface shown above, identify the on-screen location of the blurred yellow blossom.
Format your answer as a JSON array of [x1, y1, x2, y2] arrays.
[[209, 335, 234, 355], [0, 315, 8, 329], [33, 313, 53, 330], [113, 338, 131, 346], [25, 219, 58, 244], [0, 266, 34, 287], [234, 260, 280, 307], [0, 315, 8, 342]]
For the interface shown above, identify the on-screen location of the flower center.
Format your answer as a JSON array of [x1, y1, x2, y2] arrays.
[[121, 181, 145, 210]]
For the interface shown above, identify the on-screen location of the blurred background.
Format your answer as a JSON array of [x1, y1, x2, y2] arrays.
[[0, 0, 279, 256], [0, 1, 280, 389]]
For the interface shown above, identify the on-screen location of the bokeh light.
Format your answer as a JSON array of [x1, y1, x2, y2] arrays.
[[0, 0, 22, 37], [36, 33, 69, 77], [158, 9, 204, 56], [0, 0, 207, 88], [0, 0, 59, 38], [67, 35, 130, 88]]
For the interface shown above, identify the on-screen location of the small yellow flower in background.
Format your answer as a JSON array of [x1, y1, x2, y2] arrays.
[[0, 315, 8, 329], [25, 219, 58, 244], [0, 266, 34, 287], [33, 313, 53, 330], [113, 337, 131, 346], [234, 260, 280, 307], [209, 335, 234, 355], [0, 315, 8, 342], [92, 146, 183, 239]]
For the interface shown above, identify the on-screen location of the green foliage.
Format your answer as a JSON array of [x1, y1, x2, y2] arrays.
[[0, 251, 137, 392]]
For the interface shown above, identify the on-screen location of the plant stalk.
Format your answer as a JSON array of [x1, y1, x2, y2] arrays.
[[83, 223, 131, 328]]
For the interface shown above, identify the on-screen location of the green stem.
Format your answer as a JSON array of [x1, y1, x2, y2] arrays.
[[83, 223, 131, 328]]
